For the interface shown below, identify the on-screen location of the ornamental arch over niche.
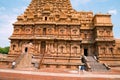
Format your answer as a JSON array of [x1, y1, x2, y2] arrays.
[[59, 28, 66, 35], [58, 45, 66, 53], [14, 28, 21, 34], [47, 28, 53, 34], [73, 46, 78, 54], [25, 28, 31, 34], [35, 27, 41, 34], [71, 29, 79, 35], [71, 45, 80, 54]]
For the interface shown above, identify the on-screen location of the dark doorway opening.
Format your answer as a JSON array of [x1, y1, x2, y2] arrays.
[[25, 47, 28, 53], [45, 17, 47, 21], [84, 49, 88, 56]]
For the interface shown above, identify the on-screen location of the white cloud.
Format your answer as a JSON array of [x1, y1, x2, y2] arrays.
[[0, 1, 30, 47], [108, 9, 117, 15], [0, 13, 16, 47]]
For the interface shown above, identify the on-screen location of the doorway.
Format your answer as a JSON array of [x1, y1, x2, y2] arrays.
[[25, 47, 28, 53], [84, 49, 88, 56]]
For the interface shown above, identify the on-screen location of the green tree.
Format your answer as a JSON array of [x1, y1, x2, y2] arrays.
[[0, 47, 10, 54], [0, 47, 4, 53]]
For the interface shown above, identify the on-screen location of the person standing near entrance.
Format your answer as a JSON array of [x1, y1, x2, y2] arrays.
[[81, 65, 85, 72], [12, 61, 16, 69], [80, 56, 85, 72], [78, 66, 81, 74]]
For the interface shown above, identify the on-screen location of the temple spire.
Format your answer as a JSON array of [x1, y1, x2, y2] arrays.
[[27, 0, 73, 12], [16, 0, 74, 22]]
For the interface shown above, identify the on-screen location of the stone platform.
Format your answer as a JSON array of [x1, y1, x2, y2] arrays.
[[0, 68, 120, 80]]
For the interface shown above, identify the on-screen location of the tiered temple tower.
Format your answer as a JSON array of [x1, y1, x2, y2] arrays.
[[9, 0, 120, 69]]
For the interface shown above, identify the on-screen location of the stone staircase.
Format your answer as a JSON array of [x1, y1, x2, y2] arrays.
[[13, 53, 26, 68], [15, 53, 33, 69], [85, 56, 109, 72]]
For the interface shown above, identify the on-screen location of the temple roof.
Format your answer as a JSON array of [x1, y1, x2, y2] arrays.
[[15, 0, 93, 24]]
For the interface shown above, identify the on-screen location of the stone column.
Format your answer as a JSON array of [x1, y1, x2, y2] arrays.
[[39, 42, 41, 54], [54, 42, 57, 56], [51, 42, 54, 53], [46, 42, 48, 54], [48, 43, 51, 54], [35, 42, 40, 55], [81, 46, 84, 56], [98, 46, 101, 57], [66, 43, 70, 57]]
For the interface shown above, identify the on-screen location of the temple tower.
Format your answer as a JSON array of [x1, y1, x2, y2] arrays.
[[8, 0, 120, 69]]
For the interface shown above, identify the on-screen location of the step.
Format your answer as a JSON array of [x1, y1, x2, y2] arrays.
[[43, 62, 82, 66], [86, 56, 97, 62], [33, 55, 81, 59], [33, 56, 81, 60], [86, 56, 108, 72]]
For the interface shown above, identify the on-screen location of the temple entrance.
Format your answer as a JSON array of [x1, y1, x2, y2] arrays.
[[84, 48, 88, 56], [41, 41, 46, 54], [25, 47, 28, 53]]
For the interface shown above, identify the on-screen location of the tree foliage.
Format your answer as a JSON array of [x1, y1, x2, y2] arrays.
[[0, 47, 10, 54]]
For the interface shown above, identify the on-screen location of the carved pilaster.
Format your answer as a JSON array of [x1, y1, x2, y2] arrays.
[[66, 42, 71, 57]]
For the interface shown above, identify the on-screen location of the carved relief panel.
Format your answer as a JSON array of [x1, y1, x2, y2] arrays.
[[71, 26, 79, 36], [35, 26, 42, 35], [58, 42, 67, 54], [47, 27, 54, 35], [81, 30, 89, 40], [105, 28, 112, 37], [24, 26, 33, 35], [13, 26, 21, 35], [10, 41, 19, 53], [58, 26, 66, 36], [97, 27, 112, 38], [71, 44, 80, 55]]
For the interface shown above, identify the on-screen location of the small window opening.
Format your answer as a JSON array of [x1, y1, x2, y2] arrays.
[[45, 17, 47, 21], [25, 47, 28, 53], [13, 45, 16, 50]]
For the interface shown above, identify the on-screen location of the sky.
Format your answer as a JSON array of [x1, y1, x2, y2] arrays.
[[0, 0, 120, 47]]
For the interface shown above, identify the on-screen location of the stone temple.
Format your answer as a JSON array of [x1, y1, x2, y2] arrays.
[[6, 0, 120, 70]]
